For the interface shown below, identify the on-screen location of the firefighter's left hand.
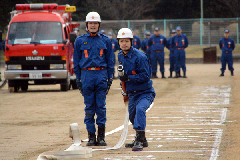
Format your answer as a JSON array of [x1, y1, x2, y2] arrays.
[[119, 73, 129, 81], [106, 78, 113, 95], [76, 79, 83, 95]]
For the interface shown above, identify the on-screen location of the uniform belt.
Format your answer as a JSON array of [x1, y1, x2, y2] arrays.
[[224, 51, 231, 53], [129, 90, 142, 94], [82, 67, 105, 70], [154, 50, 163, 52], [171, 51, 174, 53], [176, 48, 184, 50]]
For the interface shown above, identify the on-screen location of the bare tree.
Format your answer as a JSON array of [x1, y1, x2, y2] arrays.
[[86, 0, 159, 20], [217, 0, 239, 17]]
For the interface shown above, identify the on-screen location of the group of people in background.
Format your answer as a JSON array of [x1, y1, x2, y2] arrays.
[[97, 26, 189, 79], [95, 26, 235, 78]]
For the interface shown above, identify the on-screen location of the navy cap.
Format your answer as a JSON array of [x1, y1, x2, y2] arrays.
[[176, 26, 182, 31], [100, 30, 105, 34], [154, 27, 160, 31], [224, 29, 230, 33], [131, 28, 134, 31], [108, 31, 113, 35], [145, 30, 151, 35], [171, 30, 176, 34]]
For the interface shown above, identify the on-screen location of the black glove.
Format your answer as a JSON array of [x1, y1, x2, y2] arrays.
[[106, 78, 113, 95], [119, 73, 129, 81], [76, 79, 83, 95]]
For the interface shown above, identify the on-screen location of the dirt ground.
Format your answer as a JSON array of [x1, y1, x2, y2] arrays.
[[0, 64, 239, 160]]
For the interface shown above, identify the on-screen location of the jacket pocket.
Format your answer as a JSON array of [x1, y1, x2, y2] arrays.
[[80, 45, 91, 58], [97, 44, 107, 57]]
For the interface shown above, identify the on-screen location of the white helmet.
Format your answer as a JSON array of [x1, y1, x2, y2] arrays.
[[117, 28, 133, 39], [86, 12, 101, 22]]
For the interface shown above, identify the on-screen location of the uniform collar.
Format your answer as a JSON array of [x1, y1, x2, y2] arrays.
[[122, 47, 134, 58], [87, 32, 100, 37]]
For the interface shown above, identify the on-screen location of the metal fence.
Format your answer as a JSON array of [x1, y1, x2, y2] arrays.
[[77, 18, 240, 46]]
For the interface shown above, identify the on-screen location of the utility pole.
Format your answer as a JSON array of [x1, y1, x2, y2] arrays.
[[200, 0, 203, 45]]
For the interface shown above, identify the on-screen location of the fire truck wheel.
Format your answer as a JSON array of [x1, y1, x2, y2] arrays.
[[60, 78, 70, 91], [8, 80, 20, 93], [21, 84, 28, 91], [14, 86, 20, 92], [71, 80, 78, 90]]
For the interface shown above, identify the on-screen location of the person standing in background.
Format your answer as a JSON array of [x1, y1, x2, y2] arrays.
[[171, 26, 188, 78], [147, 27, 167, 78], [219, 29, 235, 76], [108, 31, 120, 79], [141, 30, 151, 53], [131, 28, 141, 49], [166, 30, 176, 78]]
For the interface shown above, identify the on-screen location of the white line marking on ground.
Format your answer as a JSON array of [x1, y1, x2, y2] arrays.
[[209, 129, 223, 160]]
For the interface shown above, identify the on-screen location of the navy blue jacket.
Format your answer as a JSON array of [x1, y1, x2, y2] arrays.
[[111, 38, 120, 52], [141, 38, 149, 52], [167, 37, 175, 53], [133, 35, 141, 49], [73, 32, 115, 79], [147, 34, 167, 53], [219, 37, 235, 53], [118, 47, 153, 92], [171, 34, 189, 49]]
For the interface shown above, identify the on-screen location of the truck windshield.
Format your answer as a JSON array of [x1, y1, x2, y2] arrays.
[[8, 22, 63, 44]]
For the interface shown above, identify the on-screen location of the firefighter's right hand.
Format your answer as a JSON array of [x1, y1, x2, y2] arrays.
[[76, 79, 83, 95]]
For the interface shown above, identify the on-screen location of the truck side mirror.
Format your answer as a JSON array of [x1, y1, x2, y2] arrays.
[[69, 32, 77, 45], [62, 39, 68, 44], [0, 30, 2, 43]]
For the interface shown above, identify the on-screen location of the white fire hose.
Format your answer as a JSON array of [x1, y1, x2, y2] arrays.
[[37, 102, 154, 159]]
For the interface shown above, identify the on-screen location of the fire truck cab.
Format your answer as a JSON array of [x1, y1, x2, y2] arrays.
[[4, 4, 80, 92]]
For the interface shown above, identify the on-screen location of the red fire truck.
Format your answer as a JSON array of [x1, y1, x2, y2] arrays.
[[4, 4, 80, 92]]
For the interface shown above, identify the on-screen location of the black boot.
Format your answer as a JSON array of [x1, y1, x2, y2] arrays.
[[231, 71, 234, 76], [219, 72, 224, 77], [183, 72, 187, 78], [125, 135, 148, 148], [168, 71, 173, 78], [132, 130, 146, 151], [178, 71, 182, 77], [173, 72, 179, 78], [97, 127, 107, 146], [86, 131, 97, 146], [161, 72, 166, 78], [152, 72, 158, 79]]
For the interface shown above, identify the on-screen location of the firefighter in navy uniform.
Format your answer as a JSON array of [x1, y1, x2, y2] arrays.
[[171, 26, 188, 78], [131, 28, 141, 49], [73, 12, 115, 146], [108, 31, 120, 79], [141, 30, 151, 53], [167, 30, 176, 78], [117, 28, 155, 151], [147, 27, 168, 78], [219, 29, 235, 76]]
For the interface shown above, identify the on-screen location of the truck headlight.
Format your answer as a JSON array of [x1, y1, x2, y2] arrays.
[[7, 65, 22, 70], [50, 64, 64, 69]]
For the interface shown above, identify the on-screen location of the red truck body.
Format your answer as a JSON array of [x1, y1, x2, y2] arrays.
[[4, 4, 80, 92]]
